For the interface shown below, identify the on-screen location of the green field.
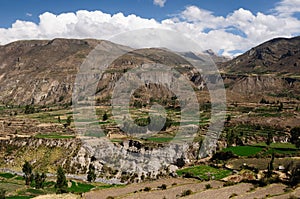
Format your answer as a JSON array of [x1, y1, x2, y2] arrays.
[[0, 172, 115, 198], [0, 173, 15, 179], [68, 181, 95, 193], [6, 196, 34, 199], [176, 165, 232, 180], [253, 142, 297, 149], [223, 146, 263, 156], [35, 133, 75, 139]]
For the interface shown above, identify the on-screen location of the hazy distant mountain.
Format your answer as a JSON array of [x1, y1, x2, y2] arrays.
[[202, 49, 230, 64]]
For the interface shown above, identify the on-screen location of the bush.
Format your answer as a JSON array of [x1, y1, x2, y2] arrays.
[[229, 193, 238, 198], [212, 151, 236, 161], [223, 181, 236, 187], [0, 188, 6, 199], [144, 187, 151, 192], [55, 166, 68, 194], [205, 184, 212, 189], [181, 189, 193, 196], [158, 184, 167, 190]]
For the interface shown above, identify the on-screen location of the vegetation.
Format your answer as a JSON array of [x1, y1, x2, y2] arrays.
[[181, 189, 192, 196], [223, 146, 263, 156], [176, 165, 231, 180], [24, 105, 35, 114], [55, 166, 68, 194], [35, 133, 75, 139], [33, 172, 46, 189], [68, 181, 94, 193], [87, 165, 96, 182], [290, 127, 300, 148], [103, 112, 108, 121], [0, 188, 6, 199], [22, 161, 33, 185]]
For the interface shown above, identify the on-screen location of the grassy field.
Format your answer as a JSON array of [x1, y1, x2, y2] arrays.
[[68, 181, 95, 193], [0, 172, 115, 198], [223, 143, 298, 157], [223, 146, 263, 156], [228, 157, 300, 170], [253, 142, 297, 149], [176, 165, 232, 180], [35, 133, 75, 139], [0, 172, 15, 179]]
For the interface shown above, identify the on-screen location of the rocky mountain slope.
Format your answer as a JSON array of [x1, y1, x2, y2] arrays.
[[0, 36, 299, 105], [223, 36, 300, 75], [0, 39, 101, 105]]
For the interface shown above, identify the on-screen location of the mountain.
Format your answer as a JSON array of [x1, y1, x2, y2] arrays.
[[0, 38, 206, 105], [0, 39, 102, 105], [202, 49, 230, 64], [223, 36, 300, 75], [0, 36, 300, 106]]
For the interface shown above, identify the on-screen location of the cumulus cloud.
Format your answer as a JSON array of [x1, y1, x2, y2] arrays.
[[153, 0, 166, 7], [0, 1, 300, 57]]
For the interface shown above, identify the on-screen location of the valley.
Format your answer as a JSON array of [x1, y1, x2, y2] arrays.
[[0, 36, 299, 198]]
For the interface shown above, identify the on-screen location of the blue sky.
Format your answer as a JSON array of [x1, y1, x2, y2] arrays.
[[0, 0, 299, 56], [0, 0, 282, 27]]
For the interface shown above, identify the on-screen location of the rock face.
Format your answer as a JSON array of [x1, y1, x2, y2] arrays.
[[0, 137, 199, 183]]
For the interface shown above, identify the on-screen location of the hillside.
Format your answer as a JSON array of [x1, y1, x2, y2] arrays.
[[223, 36, 300, 75]]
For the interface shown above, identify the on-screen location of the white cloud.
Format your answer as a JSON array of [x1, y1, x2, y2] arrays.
[[274, 0, 300, 16], [26, 13, 32, 17], [153, 0, 166, 7], [0, 1, 300, 57]]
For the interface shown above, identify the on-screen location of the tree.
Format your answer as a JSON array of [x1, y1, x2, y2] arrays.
[[22, 161, 33, 185], [0, 188, 6, 199], [64, 116, 72, 128], [226, 130, 236, 147], [278, 102, 283, 112], [267, 152, 275, 178], [24, 105, 35, 114], [58, 116, 61, 123], [102, 112, 108, 121], [55, 166, 68, 194], [87, 164, 96, 182], [34, 172, 47, 189], [266, 132, 273, 146], [290, 127, 300, 148], [288, 162, 300, 187]]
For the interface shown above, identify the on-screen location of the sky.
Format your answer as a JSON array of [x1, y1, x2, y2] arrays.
[[0, 0, 300, 57]]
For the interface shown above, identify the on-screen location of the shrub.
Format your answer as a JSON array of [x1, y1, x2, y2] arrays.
[[229, 193, 238, 198], [144, 187, 151, 192], [0, 188, 6, 199], [223, 181, 236, 187], [205, 184, 212, 189], [212, 151, 236, 161], [55, 166, 68, 194], [158, 184, 167, 190], [181, 189, 193, 196]]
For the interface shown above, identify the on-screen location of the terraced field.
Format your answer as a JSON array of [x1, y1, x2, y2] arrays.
[[83, 178, 300, 199]]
